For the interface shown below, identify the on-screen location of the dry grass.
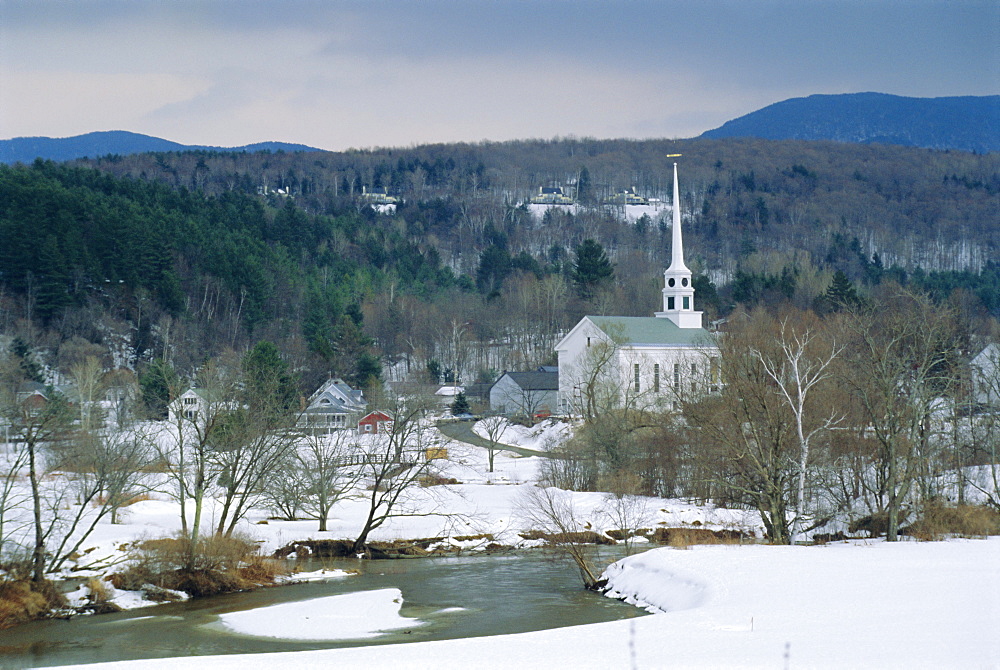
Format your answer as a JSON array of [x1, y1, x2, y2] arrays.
[[112, 533, 288, 598], [518, 529, 616, 545], [93, 492, 155, 508], [905, 503, 1000, 541], [653, 527, 748, 548], [86, 577, 113, 604], [0, 578, 66, 629]]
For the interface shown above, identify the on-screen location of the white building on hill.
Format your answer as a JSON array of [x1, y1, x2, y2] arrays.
[[555, 163, 719, 414]]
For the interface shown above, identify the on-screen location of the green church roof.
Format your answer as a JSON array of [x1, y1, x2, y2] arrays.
[[587, 316, 713, 347]]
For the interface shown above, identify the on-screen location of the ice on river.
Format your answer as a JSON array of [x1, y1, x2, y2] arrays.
[[217, 588, 423, 640]]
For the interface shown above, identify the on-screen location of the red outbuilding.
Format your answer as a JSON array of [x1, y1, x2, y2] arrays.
[[358, 410, 394, 435]]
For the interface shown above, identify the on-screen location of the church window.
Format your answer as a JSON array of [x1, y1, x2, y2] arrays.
[[668, 277, 675, 287], [673, 363, 680, 391], [586, 337, 591, 347], [654, 363, 660, 392], [667, 297, 675, 310], [683, 296, 690, 309], [634, 364, 640, 392], [682, 277, 688, 287]]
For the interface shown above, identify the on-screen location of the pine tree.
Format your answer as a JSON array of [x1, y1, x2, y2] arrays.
[[825, 270, 861, 311], [572, 239, 614, 300], [450, 392, 470, 416]]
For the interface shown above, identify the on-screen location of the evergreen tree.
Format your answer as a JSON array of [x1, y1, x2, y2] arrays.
[[450, 391, 470, 416], [242, 341, 298, 418], [353, 352, 382, 390], [11, 337, 43, 383], [34, 235, 71, 323], [139, 358, 179, 419], [577, 166, 592, 203], [824, 270, 861, 311], [476, 244, 512, 296], [572, 239, 614, 300]]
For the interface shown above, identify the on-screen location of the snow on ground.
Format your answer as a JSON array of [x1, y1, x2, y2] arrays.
[[7, 416, 1000, 668], [64, 537, 1000, 669], [471, 417, 574, 452], [217, 588, 422, 640]]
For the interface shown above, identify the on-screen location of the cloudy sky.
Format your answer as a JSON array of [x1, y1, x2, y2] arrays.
[[1, 1, 997, 150]]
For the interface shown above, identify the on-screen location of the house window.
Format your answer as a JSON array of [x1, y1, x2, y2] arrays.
[[183, 397, 196, 405], [653, 363, 660, 392], [364, 423, 372, 432], [683, 296, 690, 310], [184, 410, 196, 419], [673, 363, 680, 392], [634, 363, 640, 392], [667, 297, 675, 310]]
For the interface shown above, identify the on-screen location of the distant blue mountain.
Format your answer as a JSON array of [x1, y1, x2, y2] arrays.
[[0, 130, 323, 164], [700, 93, 1000, 153]]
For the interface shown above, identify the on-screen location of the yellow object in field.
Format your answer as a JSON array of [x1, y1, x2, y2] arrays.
[[425, 447, 449, 461]]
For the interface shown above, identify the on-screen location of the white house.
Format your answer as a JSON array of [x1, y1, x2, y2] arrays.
[[298, 378, 367, 434], [971, 343, 1000, 406], [555, 163, 719, 414], [168, 388, 214, 422]]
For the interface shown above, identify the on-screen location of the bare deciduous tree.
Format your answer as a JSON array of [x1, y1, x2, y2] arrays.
[[841, 288, 961, 541], [351, 391, 440, 554], [477, 414, 507, 473], [752, 312, 843, 542], [517, 485, 603, 589], [296, 431, 359, 531]]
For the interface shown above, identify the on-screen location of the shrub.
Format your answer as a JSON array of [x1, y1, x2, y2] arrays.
[[0, 577, 66, 629], [652, 527, 748, 547], [904, 503, 1000, 541], [86, 577, 113, 604], [112, 532, 287, 598]]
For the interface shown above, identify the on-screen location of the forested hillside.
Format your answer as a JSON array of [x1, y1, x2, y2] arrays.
[[1, 135, 998, 392], [700, 93, 1000, 154], [0, 131, 321, 165]]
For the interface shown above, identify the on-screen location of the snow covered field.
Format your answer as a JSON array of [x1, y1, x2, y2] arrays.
[[5, 417, 1000, 668], [64, 538, 1000, 669]]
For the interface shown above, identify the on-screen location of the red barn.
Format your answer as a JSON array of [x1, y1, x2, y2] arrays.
[[358, 410, 393, 435]]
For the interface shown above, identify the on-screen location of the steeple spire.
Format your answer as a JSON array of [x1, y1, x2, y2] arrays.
[[655, 162, 703, 328], [668, 162, 689, 275]]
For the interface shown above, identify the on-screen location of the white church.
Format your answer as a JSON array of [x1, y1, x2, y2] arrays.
[[555, 163, 719, 414]]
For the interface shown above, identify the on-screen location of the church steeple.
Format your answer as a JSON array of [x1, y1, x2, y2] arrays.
[[655, 162, 703, 328]]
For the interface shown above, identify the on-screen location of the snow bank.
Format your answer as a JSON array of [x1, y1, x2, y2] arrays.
[[218, 588, 422, 640], [472, 418, 573, 451], [69, 538, 1000, 669]]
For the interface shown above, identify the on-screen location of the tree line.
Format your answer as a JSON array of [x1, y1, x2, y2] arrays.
[[552, 285, 1000, 544]]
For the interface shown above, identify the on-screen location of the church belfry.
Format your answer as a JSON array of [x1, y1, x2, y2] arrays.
[[655, 162, 703, 329]]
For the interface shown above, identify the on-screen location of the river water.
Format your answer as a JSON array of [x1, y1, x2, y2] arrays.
[[0, 550, 645, 668]]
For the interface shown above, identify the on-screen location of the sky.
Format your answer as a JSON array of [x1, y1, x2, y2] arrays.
[[1, 0, 997, 151]]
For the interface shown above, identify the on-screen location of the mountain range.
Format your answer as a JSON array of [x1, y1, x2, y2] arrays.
[[700, 93, 999, 153], [0, 130, 321, 165], [1, 93, 997, 164]]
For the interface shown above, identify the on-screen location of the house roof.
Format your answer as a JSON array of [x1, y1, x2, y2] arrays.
[[307, 378, 366, 412], [586, 316, 712, 347], [501, 371, 559, 391], [972, 343, 999, 366], [359, 410, 393, 422]]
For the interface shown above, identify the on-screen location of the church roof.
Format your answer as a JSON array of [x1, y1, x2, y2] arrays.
[[587, 316, 712, 347]]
